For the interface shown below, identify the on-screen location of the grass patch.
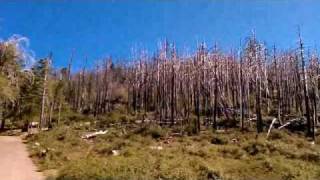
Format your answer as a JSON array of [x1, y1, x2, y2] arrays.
[[26, 124, 320, 180]]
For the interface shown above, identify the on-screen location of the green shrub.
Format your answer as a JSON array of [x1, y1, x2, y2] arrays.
[[184, 119, 198, 136], [211, 136, 228, 145], [27, 126, 87, 170], [243, 140, 268, 156], [96, 111, 134, 128], [197, 164, 222, 180], [299, 152, 320, 163], [148, 125, 167, 139], [133, 125, 167, 139]]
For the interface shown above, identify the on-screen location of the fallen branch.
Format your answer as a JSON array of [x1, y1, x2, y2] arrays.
[[266, 118, 277, 138], [81, 130, 108, 139], [278, 118, 305, 130], [248, 117, 256, 121], [149, 146, 163, 150]]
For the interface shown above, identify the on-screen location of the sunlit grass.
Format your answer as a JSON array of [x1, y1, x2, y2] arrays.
[[27, 121, 320, 180]]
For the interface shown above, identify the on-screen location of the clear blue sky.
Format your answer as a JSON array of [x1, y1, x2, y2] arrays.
[[1, 0, 320, 69]]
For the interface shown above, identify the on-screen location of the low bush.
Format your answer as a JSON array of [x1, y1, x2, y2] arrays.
[[96, 111, 135, 128], [211, 136, 228, 145], [218, 146, 246, 159], [133, 125, 167, 139], [184, 119, 199, 135], [268, 130, 284, 140], [243, 140, 269, 156], [299, 151, 320, 163]]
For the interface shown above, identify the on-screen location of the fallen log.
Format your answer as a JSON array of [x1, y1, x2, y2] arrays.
[[150, 146, 163, 150], [81, 130, 108, 139]]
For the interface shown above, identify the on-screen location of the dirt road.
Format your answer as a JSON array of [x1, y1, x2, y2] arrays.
[[0, 136, 44, 180]]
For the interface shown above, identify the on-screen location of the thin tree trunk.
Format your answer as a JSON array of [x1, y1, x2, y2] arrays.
[[299, 35, 313, 139], [239, 53, 244, 130], [58, 101, 62, 125], [40, 59, 49, 129]]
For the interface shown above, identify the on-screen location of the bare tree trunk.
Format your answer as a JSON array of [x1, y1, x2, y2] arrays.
[[299, 34, 313, 139], [239, 53, 245, 130], [256, 75, 263, 133], [212, 54, 218, 130], [48, 102, 54, 127], [40, 59, 49, 129], [273, 46, 283, 125], [255, 41, 263, 133], [313, 86, 317, 141], [170, 63, 175, 126], [58, 101, 62, 125]]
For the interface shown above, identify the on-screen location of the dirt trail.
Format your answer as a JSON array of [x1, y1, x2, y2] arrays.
[[0, 136, 44, 180]]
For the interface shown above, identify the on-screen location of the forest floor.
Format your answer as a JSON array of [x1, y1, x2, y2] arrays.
[[24, 121, 320, 180], [0, 136, 44, 180]]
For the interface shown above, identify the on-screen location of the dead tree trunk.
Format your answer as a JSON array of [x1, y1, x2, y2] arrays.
[[239, 51, 245, 130], [299, 34, 313, 139]]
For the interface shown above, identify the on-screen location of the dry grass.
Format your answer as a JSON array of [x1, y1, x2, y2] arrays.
[[27, 123, 320, 180]]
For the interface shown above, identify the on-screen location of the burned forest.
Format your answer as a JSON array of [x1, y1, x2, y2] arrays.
[[38, 35, 318, 139]]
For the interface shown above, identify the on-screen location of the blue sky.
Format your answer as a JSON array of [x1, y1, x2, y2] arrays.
[[1, 0, 320, 69]]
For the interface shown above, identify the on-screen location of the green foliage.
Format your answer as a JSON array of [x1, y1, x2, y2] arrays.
[[96, 111, 135, 128], [0, 41, 22, 76], [0, 40, 24, 129], [0, 75, 18, 102], [17, 69, 43, 123], [48, 79, 66, 106]]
